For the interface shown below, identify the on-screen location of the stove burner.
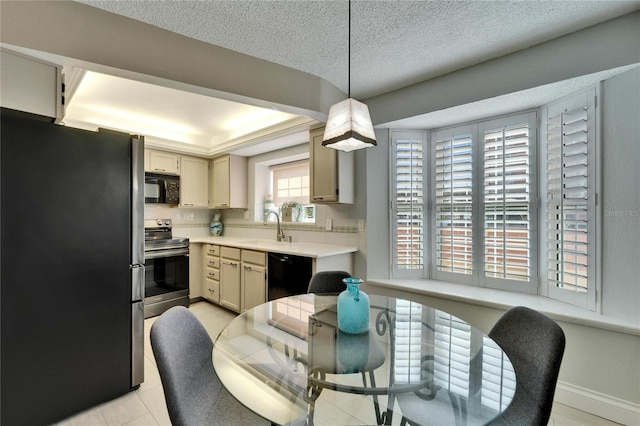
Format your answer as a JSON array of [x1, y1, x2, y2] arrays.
[[144, 218, 189, 254]]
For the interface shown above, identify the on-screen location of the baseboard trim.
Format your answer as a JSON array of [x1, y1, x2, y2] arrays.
[[555, 381, 640, 425]]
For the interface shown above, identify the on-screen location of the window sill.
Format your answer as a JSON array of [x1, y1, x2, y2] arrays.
[[366, 278, 640, 336]]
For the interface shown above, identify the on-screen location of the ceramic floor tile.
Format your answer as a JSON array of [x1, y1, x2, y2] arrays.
[[136, 386, 171, 426], [56, 406, 107, 426], [138, 357, 162, 391], [99, 392, 149, 426], [123, 412, 159, 426]]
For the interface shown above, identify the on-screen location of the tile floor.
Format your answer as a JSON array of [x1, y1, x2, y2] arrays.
[[56, 301, 621, 426]]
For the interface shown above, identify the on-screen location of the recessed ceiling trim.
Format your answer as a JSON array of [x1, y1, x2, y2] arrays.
[[209, 116, 319, 157]]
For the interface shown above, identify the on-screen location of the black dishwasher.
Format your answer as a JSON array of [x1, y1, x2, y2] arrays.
[[268, 253, 312, 300]]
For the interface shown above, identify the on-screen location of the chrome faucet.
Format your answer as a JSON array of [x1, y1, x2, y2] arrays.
[[264, 211, 287, 242]]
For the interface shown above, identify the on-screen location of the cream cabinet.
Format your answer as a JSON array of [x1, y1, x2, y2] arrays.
[[309, 127, 354, 204], [219, 246, 241, 312], [241, 250, 267, 312], [210, 155, 247, 209], [202, 244, 220, 303], [179, 155, 209, 208], [145, 149, 180, 175], [1, 49, 63, 122]]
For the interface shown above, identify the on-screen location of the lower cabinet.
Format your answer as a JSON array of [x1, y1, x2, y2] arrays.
[[202, 244, 220, 303], [241, 250, 266, 312], [220, 247, 241, 312], [200, 243, 352, 313]]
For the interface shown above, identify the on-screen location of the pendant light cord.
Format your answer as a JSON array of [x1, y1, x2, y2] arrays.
[[348, 0, 351, 98]]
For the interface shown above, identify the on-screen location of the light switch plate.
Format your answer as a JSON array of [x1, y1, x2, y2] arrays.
[[325, 219, 333, 231]]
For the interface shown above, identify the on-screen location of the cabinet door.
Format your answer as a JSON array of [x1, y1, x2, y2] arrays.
[[242, 263, 266, 312], [180, 156, 209, 208], [310, 128, 338, 202], [1, 50, 63, 121], [212, 156, 230, 208], [204, 277, 220, 303], [220, 258, 241, 312], [147, 150, 180, 175]]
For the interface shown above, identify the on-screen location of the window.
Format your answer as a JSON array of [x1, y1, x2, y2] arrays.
[[267, 160, 315, 223], [271, 161, 310, 206], [480, 116, 537, 292], [393, 132, 425, 276], [391, 87, 598, 308], [433, 127, 474, 283]]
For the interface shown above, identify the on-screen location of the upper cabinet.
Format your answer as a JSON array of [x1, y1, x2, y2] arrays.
[[1, 49, 63, 122], [309, 127, 354, 204], [145, 149, 180, 175], [210, 155, 247, 209], [179, 155, 209, 208]]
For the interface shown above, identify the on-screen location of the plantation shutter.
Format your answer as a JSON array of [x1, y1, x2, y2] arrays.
[[433, 129, 474, 281], [393, 132, 425, 275], [482, 116, 534, 286], [544, 88, 596, 309]]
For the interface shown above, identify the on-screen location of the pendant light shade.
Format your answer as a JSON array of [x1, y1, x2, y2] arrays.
[[322, 1, 376, 152], [322, 98, 376, 152]]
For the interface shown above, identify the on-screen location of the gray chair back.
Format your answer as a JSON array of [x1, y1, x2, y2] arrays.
[[307, 270, 352, 294], [150, 306, 268, 426], [489, 306, 566, 426]]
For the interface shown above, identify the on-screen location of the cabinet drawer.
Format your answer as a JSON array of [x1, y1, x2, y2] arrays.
[[220, 246, 241, 261], [242, 250, 266, 266], [205, 256, 220, 269], [206, 244, 220, 256], [204, 277, 220, 303], [205, 267, 220, 281]]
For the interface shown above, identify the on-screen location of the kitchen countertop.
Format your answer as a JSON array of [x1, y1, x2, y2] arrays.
[[183, 236, 357, 258]]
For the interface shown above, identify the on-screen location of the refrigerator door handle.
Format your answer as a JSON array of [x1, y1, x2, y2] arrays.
[[131, 135, 145, 266], [132, 301, 144, 387], [131, 264, 144, 302]]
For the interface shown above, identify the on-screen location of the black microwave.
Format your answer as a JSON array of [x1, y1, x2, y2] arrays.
[[145, 173, 180, 204]]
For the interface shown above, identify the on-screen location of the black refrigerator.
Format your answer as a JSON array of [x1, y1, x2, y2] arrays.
[[0, 108, 145, 425]]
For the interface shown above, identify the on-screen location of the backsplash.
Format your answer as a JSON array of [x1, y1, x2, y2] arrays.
[[144, 204, 360, 246]]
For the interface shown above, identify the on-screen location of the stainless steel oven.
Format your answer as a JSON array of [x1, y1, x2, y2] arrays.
[[144, 219, 189, 318]]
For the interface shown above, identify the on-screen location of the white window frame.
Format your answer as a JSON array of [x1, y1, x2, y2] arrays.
[[391, 130, 428, 279], [270, 160, 310, 206], [431, 124, 476, 285], [391, 111, 540, 294], [478, 113, 538, 294]]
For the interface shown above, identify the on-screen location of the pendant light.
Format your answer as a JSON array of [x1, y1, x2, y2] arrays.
[[322, 0, 376, 152]]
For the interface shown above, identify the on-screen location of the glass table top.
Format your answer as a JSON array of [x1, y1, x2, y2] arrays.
[[213, 294, 515, 426]]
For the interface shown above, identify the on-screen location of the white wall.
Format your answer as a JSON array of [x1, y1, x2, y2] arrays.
[[365, 11, 640, 125], [601, 68, 640, 324]]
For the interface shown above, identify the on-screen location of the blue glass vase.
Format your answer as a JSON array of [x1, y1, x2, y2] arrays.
[[337, 278, 369, 334]]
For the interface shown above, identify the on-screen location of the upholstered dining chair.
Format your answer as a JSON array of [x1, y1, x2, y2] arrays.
[[150, 306, 269, 426], [397, 306, 565, 426], [307, 270, 352, 294], [488, 306, 566, 426]]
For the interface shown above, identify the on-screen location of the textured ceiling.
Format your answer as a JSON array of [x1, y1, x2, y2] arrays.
[[75, 0, 640, 100]]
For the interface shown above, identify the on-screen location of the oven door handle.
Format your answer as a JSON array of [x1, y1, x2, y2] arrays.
[[145, 248, 190, 260]]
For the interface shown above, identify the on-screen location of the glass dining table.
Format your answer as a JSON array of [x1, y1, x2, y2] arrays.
[[212, 294, 515, 426]]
